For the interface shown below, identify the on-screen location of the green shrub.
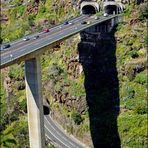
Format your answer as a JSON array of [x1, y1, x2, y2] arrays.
[[16, 81, 25, 90], [144, 35, 148, 48], [134, 72, 147, 85], [28, 15, 36, 26], [96, 11, 103, 16], [118, 113, 147, 147], [126, 65, 135, 81], [127, 87, 135, 99], [0, 133, 17, 148], [0, 113, 9, 131], [17, 6, 25, 16], [13, 119, 29, 147], [39, 5, 46, 13], [9, 112, 19, 122], [123, 5, 133, 17], [19, 99, 27, 113], [139, 3, 148, 21], [36, 4, 47, 18], [71, 111, 83, 125], [121, 85, 135, 101], [70, 81, 85, 97], [129, 50, 139, 58], [116, 23, 123, 31], [10, 0, 22, 6], [8, 65, 24, 79], [134, 104, 147, 114]]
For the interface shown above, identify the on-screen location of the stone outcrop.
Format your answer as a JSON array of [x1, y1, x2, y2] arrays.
[[43, 53, 87, 113], [3, 68, 13, 98]]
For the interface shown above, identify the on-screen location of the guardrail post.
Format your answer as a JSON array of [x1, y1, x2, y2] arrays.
[[25, 57, 45, 148]]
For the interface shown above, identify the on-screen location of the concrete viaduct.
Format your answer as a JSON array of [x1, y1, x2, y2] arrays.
[[0, 1, 124, 147]]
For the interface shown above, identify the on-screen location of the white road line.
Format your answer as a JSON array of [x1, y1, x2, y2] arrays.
[[45, 117, 77, 147], [45, 125, 70, 148], [2, 23, 79, 56], [1, 15, 118, 66], [3, 15, 87, 46], [47, 116, 84, 148], [1, 15, 91, 56]]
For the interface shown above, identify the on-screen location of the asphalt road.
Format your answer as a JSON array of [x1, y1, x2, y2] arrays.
[[44, 116, 86, 148], [0, 14, 118, 68]]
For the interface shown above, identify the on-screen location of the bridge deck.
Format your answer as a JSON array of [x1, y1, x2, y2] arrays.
[[0, 15, 119, 68]]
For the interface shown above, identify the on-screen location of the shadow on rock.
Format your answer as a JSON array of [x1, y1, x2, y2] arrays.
[[78, 28, 121, 148]]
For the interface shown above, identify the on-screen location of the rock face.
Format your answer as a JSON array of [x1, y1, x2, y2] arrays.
[[26, 3, 39, 15], [65, 55, 83, 78], [3, 68, 13, 98], [44, 60, 87, 114]]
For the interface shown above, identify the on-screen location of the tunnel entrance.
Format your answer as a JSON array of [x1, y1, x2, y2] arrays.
[[43, 105, 50, 115], [104, 5, 118, 14], [82, 5, 97, 14]]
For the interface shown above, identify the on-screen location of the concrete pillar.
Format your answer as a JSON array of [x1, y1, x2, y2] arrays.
[[111, 18, 114, 27], [25, 57, 45, 148]]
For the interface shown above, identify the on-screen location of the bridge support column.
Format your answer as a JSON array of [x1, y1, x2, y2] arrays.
[[25, 57, 45, 148]]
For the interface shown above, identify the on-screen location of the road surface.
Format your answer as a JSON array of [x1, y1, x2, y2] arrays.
[[0, 14, 118, 68], [44, 115, 86, 148]]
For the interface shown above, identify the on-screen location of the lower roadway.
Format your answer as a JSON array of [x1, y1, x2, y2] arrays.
[[44, 115, 86, 148]]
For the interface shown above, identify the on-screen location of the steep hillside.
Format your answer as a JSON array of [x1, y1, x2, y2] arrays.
[[1, 0, 79, 42], [0, 1, 147, 148], [115, 3, 147, 147]]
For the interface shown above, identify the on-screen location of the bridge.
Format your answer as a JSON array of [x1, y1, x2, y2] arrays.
[[0, 15, 119, 68], [0, 1, 123, 148]]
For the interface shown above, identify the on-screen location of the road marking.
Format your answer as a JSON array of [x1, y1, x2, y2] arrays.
[[47, 116, 84, 148], [1, 15, 88, 51], [45, 117, 77, 147], [44, 125, 70, 148], [1, 15, 119, 66], [1, 18, 86, 56]]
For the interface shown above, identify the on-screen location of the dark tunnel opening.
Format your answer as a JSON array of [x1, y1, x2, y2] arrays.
[[104, 5, 118, 14], [82, 5, 97, 14], [43, 105, 50, 115]]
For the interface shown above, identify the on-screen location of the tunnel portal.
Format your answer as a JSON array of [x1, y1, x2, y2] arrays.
[[104, 5, 118, 14], [80, 1, 99, 15], [103, 1, 124, 14], [82, 5, 97, 14]]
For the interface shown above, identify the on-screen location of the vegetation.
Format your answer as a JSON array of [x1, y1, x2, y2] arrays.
[[0, 1, 147, 147], [1, 0, 79, 43], [118, 113, 147, 147], [138, 3, 148, 21], [71, 111, 83, 125]]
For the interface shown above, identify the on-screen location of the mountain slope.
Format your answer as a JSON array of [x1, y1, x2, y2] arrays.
[[0, 1, 147, 147]]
